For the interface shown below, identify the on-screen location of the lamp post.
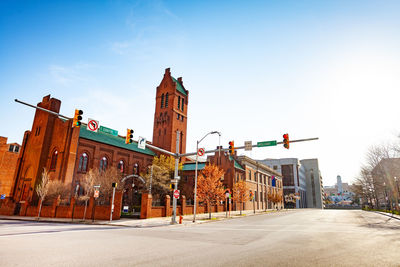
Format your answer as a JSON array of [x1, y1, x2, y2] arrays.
[[193, 131, 221, 222]]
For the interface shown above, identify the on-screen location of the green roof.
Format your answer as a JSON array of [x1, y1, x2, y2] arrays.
[[172, 77, 187, 96], [182, 162, 206, 171], [79, 127, 156, 156], [229, 155, 245, 171]]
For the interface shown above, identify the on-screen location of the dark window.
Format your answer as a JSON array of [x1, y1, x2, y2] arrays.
[[273, 165, 278, 170], [165, 93, 169, 107], [133, 163, 139, 175], [8, 145, 14, 152], [254, 172, 257, 182], [50, 150, 58, 171], [178, 96, 181, 109], [78, 153, 89, 173], [281, 165, 294, 186], [161, 94, 164, 108], [181, 98, 184, 111], [181, 116, 184, 122], [248, 170, 251, 180], [117, 160, 124, 173], [14, 146, 19, 153], [177, 114, 180, 120], [99, 156, 108, 171]]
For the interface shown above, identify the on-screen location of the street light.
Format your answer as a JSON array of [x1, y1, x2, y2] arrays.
[[193, 130, 221, 222]]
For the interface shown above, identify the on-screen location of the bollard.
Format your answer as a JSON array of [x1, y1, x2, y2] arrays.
[[179, 215, 183, 224]]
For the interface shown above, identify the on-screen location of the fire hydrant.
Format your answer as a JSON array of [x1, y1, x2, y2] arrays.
[[179, 215, 183, 224]]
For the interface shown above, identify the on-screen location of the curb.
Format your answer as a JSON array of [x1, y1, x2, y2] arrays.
[[371, 211, 400, 221]]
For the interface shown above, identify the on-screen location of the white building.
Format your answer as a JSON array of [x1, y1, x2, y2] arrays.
[[300, 159, 324, 209], [258, 158, 307, 208]]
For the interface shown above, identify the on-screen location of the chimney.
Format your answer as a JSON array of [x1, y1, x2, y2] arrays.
[[165, 68, 171, 76], [177, 77, 183, 85]]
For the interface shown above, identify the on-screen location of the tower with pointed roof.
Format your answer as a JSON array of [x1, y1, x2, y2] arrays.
[[152, 68, 189, 154]]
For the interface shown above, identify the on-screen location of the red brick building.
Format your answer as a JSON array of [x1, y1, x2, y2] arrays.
[[152, 68, 189, 154], [0, 137, 20, 197]]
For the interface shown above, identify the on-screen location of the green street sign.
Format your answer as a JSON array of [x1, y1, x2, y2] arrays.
[[99, 126, 118, 136], [257, 140, 277, 147]]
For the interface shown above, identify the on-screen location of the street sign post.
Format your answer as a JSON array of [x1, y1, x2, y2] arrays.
[[87, 119, 99, 132], [138, 137, 146, 150], [197, 148, 205, 156], [173, 189, 180, 199], [244, 141, 252, 151], [257, 140, 277, 147]]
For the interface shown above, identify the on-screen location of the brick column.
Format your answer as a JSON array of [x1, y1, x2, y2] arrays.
[[69, 197, 76, 219], [88, 196, 94, 220], [181, 195, 186, 215], [20, 201, 29, 216], [52, 196, 59, 218], [112, 191, 123, 220], [140, 193, 152, 219], [165, 195, 171, 217]]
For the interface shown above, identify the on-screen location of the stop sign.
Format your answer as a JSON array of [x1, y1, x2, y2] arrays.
[[173, 189, 180, 199]]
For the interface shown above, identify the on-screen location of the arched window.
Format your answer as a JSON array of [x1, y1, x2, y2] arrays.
[[181, 98, 184, 111], [78, 153, 89, 173], [50, 150, 58, 171], [117, 160, 124, 173], [165, 93, 169, 107], [161, 94, 164, 108], [99, 156, 108, 171], [133, 163, 139, 175], [178, 96, 181, 109]]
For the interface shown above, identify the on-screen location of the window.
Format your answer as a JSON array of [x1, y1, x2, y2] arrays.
[[117, 160, 124, 173], [14, 146, 19, 153], [177, 114, 180, 120], [254, 172, 257, 182], [35, 127, 41, 136], [181, 98, 184, 111], [8, 145, 14, 152], [133, 163, 139, 175], [181, 116, 184, 122], [273, 165, 278, 170], [165, 93, 169, 107], [161, 94, 164, 108], [50, 150, 58, 171], [178, 96, 181, 109], [78, 153, 89, 173], [99, 156, 108, 171], [248, 170, 251, 180]]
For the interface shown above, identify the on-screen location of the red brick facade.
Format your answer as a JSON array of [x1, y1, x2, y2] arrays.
[[152, 68, 189, 154], [0, 137, 20, 196]]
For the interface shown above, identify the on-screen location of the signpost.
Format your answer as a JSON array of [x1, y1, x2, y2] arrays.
[[138, 137, 146, 150], [99, 126, 118, 136], [87, 119, 99, 132], [197, 148, 205, 156], [244, 141, 252, 151], [0, 194, 5, 200], [173, 189, 180, 199], [257, 140, 277, 147]]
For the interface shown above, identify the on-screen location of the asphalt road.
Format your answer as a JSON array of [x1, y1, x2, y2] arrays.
[[0, 209, 399, 267]]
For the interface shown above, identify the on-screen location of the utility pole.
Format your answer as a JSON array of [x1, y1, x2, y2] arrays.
[[171, 130, 180, 224]]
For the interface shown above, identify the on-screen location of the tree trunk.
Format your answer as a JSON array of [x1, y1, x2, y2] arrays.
[[208, 201, 211, 219], [240, 202, 242, 215], [83, 199, 88, 221], [37, 199, 43, 220]]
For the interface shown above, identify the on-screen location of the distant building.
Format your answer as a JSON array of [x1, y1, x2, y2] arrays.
[[300, 159, 324, 209], [0, 137, 20, 197], [259, 158, 306, 208]]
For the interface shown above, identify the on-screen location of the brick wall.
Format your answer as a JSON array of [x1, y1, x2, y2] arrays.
[[0, 137, 20, 196]]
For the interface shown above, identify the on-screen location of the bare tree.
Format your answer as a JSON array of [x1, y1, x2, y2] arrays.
[[79, 169, 97, 220], [36, 168, 50, 219]]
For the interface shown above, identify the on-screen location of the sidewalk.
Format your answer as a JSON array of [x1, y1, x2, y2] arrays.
[[372, 210, 400, 221], [0, 209, 286, 228]]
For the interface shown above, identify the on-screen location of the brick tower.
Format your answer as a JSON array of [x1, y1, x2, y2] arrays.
[[152, 68, 189, 154]]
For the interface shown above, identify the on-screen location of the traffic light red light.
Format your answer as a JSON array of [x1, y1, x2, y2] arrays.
[[283, 133, 289, 149], [125, 129, 134, 144], [72, 109, 83, 127], [228, 141, 235, 155]]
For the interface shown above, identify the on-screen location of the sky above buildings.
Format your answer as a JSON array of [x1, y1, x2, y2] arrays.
[[1, 0, 400, 186]]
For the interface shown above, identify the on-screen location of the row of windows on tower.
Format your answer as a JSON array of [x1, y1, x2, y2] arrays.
[[49, 151, 140, 175], [160, 93, 184, 111]]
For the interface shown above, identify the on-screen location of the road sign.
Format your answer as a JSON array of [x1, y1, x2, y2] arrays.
[[197, 148, 205, 156], [99, 126, 118, 136], [244, 141, 252, 151], [173, 189, 180, 199], [94, 190, 99, 198], [138, 137, 146, 150], [257, 140, 277, 147], [123, 206, 129, 213], [0, 194, 5, 200], [87, 118, 99, 132]]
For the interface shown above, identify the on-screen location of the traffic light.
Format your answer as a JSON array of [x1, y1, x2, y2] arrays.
[[125, 129, 134, 144], [283, 133, 289, 149], [72, 109, 83, 127], [170, 183, 176, 190], [228, 141, 235, 155]]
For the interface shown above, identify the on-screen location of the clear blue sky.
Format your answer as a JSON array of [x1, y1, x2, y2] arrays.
[[1, 0, 400, 186]]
